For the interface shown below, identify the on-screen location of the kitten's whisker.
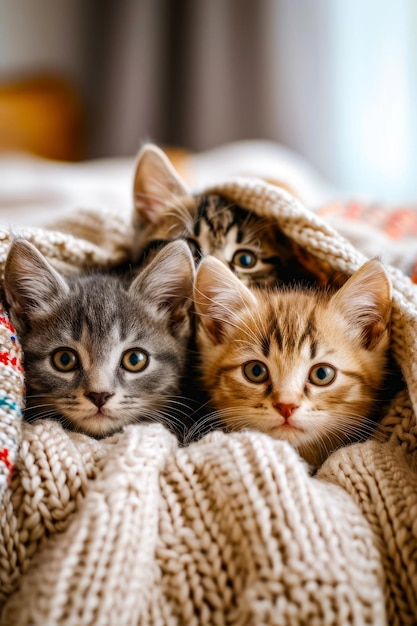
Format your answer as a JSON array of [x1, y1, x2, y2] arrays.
[[187, 398, 213, 418], [165, 396, 201, 411], [24, 409, 61, 423], [24, 393, 53, 399], [324, 414, 380, 438], [305, 433, 328, 461], [143, 407, 189, 430], [25, 402, 56, 411], [190, 407, 254, 435], [192, 302, 260, 347], [183, 410, 227, 443]]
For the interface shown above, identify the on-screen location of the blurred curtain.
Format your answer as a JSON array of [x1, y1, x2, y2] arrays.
[[1, 0, 416, 200], [85, 0, 273, 157], [86, 0, 417, 201]]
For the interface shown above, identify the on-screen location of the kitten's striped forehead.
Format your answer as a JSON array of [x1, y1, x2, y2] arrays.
[[64, 279, 131, 343], [193, 195, 252, 242], [79, 318, 124, 363], [49, 275, 165, 361], [253, 293, 320, 359]]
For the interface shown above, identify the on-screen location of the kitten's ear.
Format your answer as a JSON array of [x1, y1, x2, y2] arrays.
[[331, 259, 392, 349], [133, 143, 190, 225], [4, 239, 69, 323], [130, 240, 195, 336], [194, 255, 257, 345]]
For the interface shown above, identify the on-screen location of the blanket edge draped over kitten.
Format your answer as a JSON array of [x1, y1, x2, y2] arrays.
[[0, 178, 417, 625]]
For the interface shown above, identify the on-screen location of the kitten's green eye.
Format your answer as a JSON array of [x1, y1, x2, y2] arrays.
[[121, 349, 149, 372], [232, 249, 257, 269], [243, 360, 269, 383], [309, 364, 336, 386], [51, 348, 79, 372]]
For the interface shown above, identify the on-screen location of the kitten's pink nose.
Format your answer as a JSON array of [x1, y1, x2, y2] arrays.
[[274, 403, 299, 419], [86, 391, 114, 409]]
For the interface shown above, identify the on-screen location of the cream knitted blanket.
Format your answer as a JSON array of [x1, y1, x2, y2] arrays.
[[0, 178, 416, 626]]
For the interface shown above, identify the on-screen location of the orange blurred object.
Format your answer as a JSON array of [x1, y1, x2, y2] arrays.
[[0, 75, 84, 161]]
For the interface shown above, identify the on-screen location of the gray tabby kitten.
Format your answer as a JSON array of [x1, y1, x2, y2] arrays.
[[3, 238, 194, 438], [131, 144, 333, 287]]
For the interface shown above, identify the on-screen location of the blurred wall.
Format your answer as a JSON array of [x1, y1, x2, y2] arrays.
[[0, 0, 416, 201], [84, 0, 273, 158], [266, 0, 417, 200], [0, 0, 87, 85]]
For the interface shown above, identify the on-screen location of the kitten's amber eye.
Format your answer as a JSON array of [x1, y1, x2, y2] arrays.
[[243, 360, 269, 383], [121, 349, 149, 372], [232, 249, 257, 269], [309, 364, 336, 386], [51, 348, 79, 372]]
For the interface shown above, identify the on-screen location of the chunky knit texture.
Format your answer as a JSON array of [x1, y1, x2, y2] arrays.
[[0, 304, 23, 500], [0, 180, 416, 625]]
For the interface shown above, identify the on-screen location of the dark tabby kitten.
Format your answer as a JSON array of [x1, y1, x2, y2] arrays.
[[193, 255, 392, 466], [3, 238, 194, 438], [131, 143, 332, 286]]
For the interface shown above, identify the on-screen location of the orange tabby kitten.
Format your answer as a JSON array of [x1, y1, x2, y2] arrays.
[[193, 257, 392, 466]]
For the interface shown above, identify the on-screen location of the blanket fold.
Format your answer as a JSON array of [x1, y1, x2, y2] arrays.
[[0, 177, 416, 625], [1, 423, 387, 626]]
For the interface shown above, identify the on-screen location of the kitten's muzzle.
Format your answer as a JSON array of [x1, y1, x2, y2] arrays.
[[273, 403, 299, 419], [85, 391, 114, 409]]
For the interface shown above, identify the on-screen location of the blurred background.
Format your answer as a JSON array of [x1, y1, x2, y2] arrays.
[[0, 0, 416, 201]]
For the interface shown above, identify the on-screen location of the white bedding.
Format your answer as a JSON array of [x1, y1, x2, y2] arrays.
[[0, 153, 134, 229], [1, 139, 417, 277], [0, 140, 336, 230]]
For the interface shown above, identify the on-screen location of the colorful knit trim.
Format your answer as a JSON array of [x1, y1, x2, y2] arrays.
[[0, 305, 24, 496]]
